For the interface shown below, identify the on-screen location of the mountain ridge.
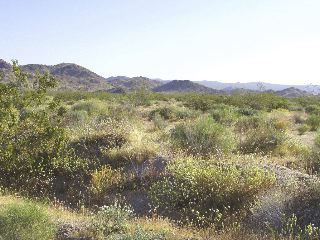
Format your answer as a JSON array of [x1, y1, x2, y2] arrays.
[[1, 59, 318, 96]]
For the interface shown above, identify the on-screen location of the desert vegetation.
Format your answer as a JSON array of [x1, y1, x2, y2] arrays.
[[1, 63, 320, 239]]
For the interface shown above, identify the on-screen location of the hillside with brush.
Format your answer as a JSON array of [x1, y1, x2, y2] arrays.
[[0, 59, 112, 91], [153, 80, 221, 94], [106, 76, 164, 91]]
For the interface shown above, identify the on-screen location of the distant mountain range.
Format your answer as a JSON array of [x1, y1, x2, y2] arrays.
[[195, 80, 320, 94], [1, 59, 319, 96]]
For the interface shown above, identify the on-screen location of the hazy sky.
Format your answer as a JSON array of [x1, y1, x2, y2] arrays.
[[1, 0, 319, 84]]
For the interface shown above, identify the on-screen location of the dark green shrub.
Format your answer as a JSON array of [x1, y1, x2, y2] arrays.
[[0, 202, 56, 240], [171, 116, 236, 157], [237, 107, 258, 116], [149, 107, 175, 120], [183, 95, 216, 112], [305, 105, 320, 115]]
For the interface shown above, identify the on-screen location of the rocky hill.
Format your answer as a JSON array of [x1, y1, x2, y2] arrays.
[[106, 76, 163, 91], [0, 60, 112, 91], [273, 87, 312, 97]]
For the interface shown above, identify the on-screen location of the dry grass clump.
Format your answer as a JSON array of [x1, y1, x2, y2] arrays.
[[105, 128, 159, 169], [89, 166, 123, 204]]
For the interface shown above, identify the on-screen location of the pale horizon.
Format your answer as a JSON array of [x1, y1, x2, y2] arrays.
[[1, 0, 320, 85]]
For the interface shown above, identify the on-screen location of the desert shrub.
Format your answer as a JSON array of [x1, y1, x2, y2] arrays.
[[273, 214, 320, 239], [235, 115, 265, 133], [89, 166, 123, 204], [0, 202, 56, 240], [281, 182, 320, 233], [127, 89, 154, 106], [316, 130, 320, 147], [151, 112, 167, 130], [171, 116, 235, 157], [65, 109, 89, 124], [268, 109, 292, 131], [306, 114, 320, 131], [91, 201, 133, 237], [301, 149, 320, 175], [237, 107, 258, 116], [149, 107, 175, 120], [70, 99, 108, 116], [239, 123, 287, 155], [305, 105, 320, 115], [183, 95, 216, 112], [69, 119, 129, 164], [302, 134, 320, 174], [271, 118, 290, 131], [148, 106, 198, 121], [210, 104, 239, 126], [293, 112, 306, 124], [108, 103, 138, 121], [149, 157, 275, 226], [298, 124, 310, 135], [274, 139, 310, 157]]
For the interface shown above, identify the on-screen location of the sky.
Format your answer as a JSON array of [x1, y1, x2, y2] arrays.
[[0, 0, 319, 85]]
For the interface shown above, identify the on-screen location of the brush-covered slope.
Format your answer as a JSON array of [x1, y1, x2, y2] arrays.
[[0, 60, 112, 91], [274, 87, 312, 97], [153, 80, 220, 94], [106, 76, 164, 91]]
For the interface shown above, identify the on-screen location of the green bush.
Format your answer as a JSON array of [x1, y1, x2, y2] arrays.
[[239, 122, 287, 155], [149, 157, 275, 226], [235, 115, 265, 133], [148, 106, 197, 121], [171, 116, 236, 157], [0, 202, 56, 240], [305, 105, 320, 115], [71, 99, 108, 116], [306, 114, 320, 131], [210, 104, 239, 126], [237, 107, 258, 116]]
